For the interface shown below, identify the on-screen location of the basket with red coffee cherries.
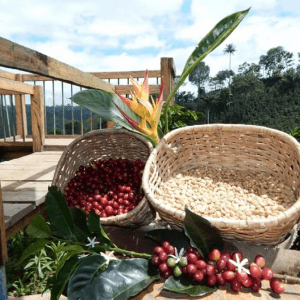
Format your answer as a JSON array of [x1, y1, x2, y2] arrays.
[[63, 158, 145, 217], [151, 242, 285, 295]]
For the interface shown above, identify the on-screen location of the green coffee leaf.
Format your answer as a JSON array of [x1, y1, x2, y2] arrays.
[[26, 215, 52, 239], [163, 275, 216, 297], [45, 186, 75, 241], [183, 207, 224, 259], [67, 257, 159, 300]]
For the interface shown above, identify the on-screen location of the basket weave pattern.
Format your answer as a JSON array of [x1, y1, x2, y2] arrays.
[[143, 124, 300, 245], [52, 129, 156, 227]]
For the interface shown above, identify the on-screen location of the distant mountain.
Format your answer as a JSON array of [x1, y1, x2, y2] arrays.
[[0, 105, 106, 138]]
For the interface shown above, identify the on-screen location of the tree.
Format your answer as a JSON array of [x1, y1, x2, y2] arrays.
[[223, 43, 237, 84], [238, 62, 261, 76], [65, 120, 81, 134], [175, 91, 196, 106], [188, 61, 210, 99], [216, 70, 235, 86], [259, 46, 294, 77]]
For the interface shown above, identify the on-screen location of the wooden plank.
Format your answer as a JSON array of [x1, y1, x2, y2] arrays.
[[0, 69, 15, 80], [133, 280, 299, 299], [44, 138, 74, 146], [15, 74, 28, 138], [0, 136, 32, 143], [106, 121, 116, 129], [3, 202, 34, 229], [43, 145, 68, 151], [21, 74, 53, 82], [0, 77, 35, 95], [0, 170, 55, 181], [5, 203, 46, 240], [0, 89, 25, 95], [21, 70, 161, 82], [0, 37, 115, 92], [45, 134, 80, 139], [0, 141, 32, 147], [0, 152, 62, 163], [90, 70, 161, 80], [0, 164, 57, 170], [31, 85, 45, 152], [0, 162, 56, 181], [161, 57, 175, 104], [0, 182, 7, 265], [0, 159, 58, 165], [115, 84, 160, 95], [2, 191, 46, 206], [0, 181, 50, 190]]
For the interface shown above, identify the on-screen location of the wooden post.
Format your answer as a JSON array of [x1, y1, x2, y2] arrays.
[[31, 85, 45, 152], [0, 182, 7, 300], [160, 57, 176, 104], [14, 74, 28, 138], [106, 121, 116, 129]]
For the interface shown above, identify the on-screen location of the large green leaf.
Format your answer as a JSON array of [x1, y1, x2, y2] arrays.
[[51, 254, 84, 300], [18, 239, 49, 264], [163, 275, 216, 297], [164, 8, 250, 133], [45, 186, 76, 241], [67, 257, 159, 300], [71, 90, 137, 131], [70, 207, 92, 242], [87, 210, 113, 246], [145, 229, 190, 252], [26, 215, 52, 239], [183, 207, 224, 259]]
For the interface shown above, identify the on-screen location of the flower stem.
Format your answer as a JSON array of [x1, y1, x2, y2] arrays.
[[52, 236, 152, 259], [109, 246, 152, 259]]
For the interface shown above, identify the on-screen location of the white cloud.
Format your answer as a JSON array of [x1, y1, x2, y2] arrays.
[[1, 0, 300, 91]]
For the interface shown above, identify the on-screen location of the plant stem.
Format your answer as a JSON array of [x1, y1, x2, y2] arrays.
[[52, 237, 152, 259], [109, 247, 152, 259]]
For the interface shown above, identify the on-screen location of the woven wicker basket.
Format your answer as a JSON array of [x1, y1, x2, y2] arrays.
[[52, 129, 156, 227], [142, 124, 300, 246]]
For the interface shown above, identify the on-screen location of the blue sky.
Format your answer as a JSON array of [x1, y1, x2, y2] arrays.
[[1, 0, 300, 96]]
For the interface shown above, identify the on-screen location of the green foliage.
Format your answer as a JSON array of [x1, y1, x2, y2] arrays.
[[7, 236, 67, 297], [145, 229, 191, 251], [18, 183, 225, 299], [188, 61, 210, 98], [67, 257, 159, 300], [26, 215, 52, 239], [184, 207, 224, 258], [163, 276, 216, 296], [159, 104, 204, 132], [164, 8, 250, 132], [289, 125, 300, 141], [259, 46, 294, 77], [177, 52, 300, 132]]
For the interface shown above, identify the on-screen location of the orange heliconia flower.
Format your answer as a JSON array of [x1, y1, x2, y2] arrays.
[[115, 70, 163, 143]]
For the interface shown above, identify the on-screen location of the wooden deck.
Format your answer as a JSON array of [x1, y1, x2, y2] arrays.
[[0, 150, 64, 240], [0, 136, 76, 151]]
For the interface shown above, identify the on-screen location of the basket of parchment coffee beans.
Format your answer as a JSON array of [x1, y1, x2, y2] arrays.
[[143, 124, 300, 246]]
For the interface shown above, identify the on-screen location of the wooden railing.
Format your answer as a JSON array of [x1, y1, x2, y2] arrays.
[[0, 36, 176, 153], [0, 69, 44, 151]]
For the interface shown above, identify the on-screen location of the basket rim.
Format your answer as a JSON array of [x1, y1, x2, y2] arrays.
[[52, 128, 153, 186], [159, 123, 300, 152], [142, 124, 300, 229]]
